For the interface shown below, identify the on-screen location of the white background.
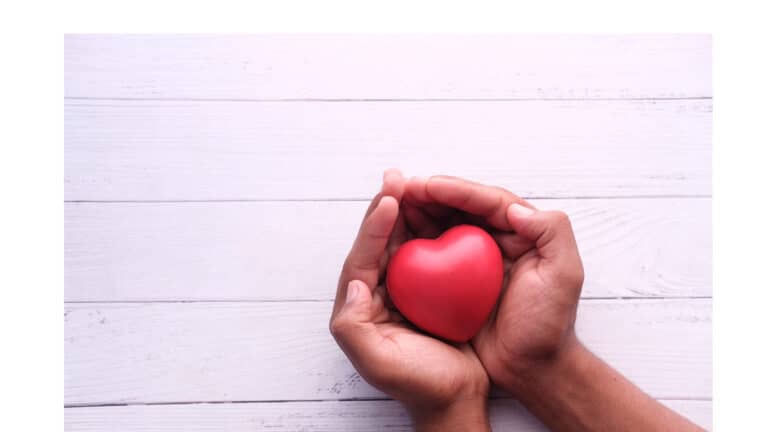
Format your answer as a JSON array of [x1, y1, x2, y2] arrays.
[[2, 2, 767, 431]]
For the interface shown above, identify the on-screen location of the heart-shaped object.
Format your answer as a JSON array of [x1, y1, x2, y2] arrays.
[[386, 224, 504, 342]]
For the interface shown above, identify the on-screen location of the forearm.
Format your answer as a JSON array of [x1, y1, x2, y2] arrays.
[[502, 338, 704, 432], [408, 396, 491, 432]]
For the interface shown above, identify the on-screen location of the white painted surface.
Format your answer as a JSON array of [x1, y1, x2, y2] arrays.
[[64, 35, 712, 431], [65, 198, 711, 301], [64, 399, 712, 431], [64, 299, 711, 405], [64, 99, 711, 200], [64, 34, 711, 100]]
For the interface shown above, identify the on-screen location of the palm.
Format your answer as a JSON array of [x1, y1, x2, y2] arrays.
[[475, 250, 576, 364], [370, 306, 486, 403], [369, 211, 487, 404]]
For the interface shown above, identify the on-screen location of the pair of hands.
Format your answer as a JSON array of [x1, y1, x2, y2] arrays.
[[329, 169, 585, 430]]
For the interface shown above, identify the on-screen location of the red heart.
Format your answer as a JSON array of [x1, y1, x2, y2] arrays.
[[386, 224, 504, 342]]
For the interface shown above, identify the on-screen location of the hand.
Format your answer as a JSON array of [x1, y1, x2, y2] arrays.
[[405, 176, 705, 431], [403, 175, 583, 394], [329, 170, 490, 431]]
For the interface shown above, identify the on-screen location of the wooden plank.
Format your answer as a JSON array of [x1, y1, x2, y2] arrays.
[[64, 299, 711, 405], [64, 198, 711, 301], [64, 34, 711, 100], [64, 99, 711, 200], [64, 399, 712, 431]]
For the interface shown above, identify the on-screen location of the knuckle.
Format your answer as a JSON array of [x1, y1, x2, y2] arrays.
[[329, 316, 351, 338], [493, 185, 516, 201], [341, 258, 354, 274], [546, 210, 574, 234], [563, 264, 585, 287], [550, 210, 572, 226], [343, 254, 378, 274]]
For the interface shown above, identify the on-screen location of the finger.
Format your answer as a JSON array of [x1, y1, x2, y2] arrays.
[[362, 168, 405, 222], [330, 280, 389, 370], [505, 204, 584, 283], [457, 212, 493, 231], [371, 284, 390, 323], [350, 196, 400, 272], [387, 210, 410, 258], [403, 176, 458, 220], [423, 176, 535, 231], [458, 342, 482, 362], [402, 202, 443, 238], [382, 168, 405, 200], [373, 284, 389, 308], [335, 196, 399, 317], [492, 231, 536, 259], [372, 285, 404, 323]]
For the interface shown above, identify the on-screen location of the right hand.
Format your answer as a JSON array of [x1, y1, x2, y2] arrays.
[[403, 176, 585, 394]]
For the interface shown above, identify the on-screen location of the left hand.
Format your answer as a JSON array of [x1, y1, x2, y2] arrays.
[[329, 169, 490, 431]]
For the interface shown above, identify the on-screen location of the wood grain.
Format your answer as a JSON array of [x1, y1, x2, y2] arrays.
[[64, 299, 711, 405], [64, 399, 712, 431], [64, 99, 711, 200], [64, 34, 711, 100], [64, 198, 711, 301], [63, 35, 712, 429]]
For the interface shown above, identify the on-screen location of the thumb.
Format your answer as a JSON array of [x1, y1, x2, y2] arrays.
[[505, 203, 582, 273], [335, 279, 375, 325], [329, 280, 385, 364]]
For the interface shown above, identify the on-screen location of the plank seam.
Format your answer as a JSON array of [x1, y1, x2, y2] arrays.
[[63, 296, 713, 305], [64, 96, 713, 103], [64, 195, 712, 204], [64, 396, 711, 409]]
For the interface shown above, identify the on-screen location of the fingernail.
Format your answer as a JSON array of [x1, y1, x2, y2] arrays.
[[378, 195, 397, 209], [508, 203, 535, 218], [346, 281, 360, 304]]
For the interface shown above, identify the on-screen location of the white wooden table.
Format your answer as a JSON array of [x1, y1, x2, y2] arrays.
[[64, 35, 712, 431]]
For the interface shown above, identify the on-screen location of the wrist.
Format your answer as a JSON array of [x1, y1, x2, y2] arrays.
[[496, 334, 587, 396], [408, 396, 490, 432]]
